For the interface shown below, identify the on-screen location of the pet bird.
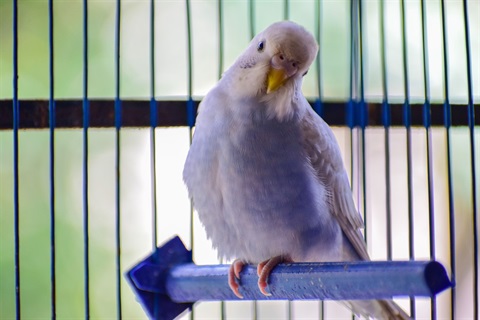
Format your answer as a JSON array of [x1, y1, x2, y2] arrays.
[[183, 21, 410, 319]]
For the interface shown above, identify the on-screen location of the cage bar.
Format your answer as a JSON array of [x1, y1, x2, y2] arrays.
[[184, 2, 195, 319], [379, 0, 392, 263], [462, 1, 478, 318], [419, 0, 437, 318], [48, 0, 57, 317], [399, 0, 416, 316], [81, 0, 90, 316], [114, 0, 122, 317], [2, 100, 479, 130], [314, 3, 324, 318], [439, 0, 456, 317], [149, 0, 158, 253], [12, 0, 21, 318]]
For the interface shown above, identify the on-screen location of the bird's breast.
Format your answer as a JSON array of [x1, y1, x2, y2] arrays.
[[185, 106, 336, 262], [209, 119, 331, 261]]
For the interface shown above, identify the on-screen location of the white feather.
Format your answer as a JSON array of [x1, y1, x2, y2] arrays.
[[183, 21, 410, 320]]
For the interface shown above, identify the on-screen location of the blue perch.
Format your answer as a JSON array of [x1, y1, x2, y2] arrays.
[[126, 236, 452, 320]]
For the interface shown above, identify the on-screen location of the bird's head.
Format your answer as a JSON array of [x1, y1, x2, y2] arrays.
[[228, 21, 318, 98], [260, 21, 318, 94]]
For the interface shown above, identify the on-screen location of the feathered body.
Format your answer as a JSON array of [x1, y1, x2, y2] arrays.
[[183, 21, 409, 319]]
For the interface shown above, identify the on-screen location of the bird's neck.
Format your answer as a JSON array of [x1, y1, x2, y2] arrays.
[[220, 68, 305, 123], [261, 81, 303, 122]]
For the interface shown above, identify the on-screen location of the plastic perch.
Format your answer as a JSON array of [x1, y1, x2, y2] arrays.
[[126, 236, 452, 320]]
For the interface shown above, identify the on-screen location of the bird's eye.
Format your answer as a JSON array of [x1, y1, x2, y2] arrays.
[[303, 70, 308, 77], [257, 41, 265, 52]]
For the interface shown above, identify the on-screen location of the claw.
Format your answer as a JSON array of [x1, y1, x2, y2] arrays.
[[256, 256, 291, 296], [228, 259, 245, 298], [258, 278, 272, 296], [233, 260, 244, 280]]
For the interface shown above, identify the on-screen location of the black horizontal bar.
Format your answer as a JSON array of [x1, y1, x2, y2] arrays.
[[0, 99, 479, 129], [0, 99, 200, 129]]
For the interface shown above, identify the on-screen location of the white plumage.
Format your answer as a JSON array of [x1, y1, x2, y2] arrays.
[[183, 21, 409, 319]]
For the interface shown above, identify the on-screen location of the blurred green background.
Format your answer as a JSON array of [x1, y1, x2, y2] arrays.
[[0, 0, 479, 319]]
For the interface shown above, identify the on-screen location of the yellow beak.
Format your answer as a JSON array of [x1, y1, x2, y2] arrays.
[[266, 68, 288, 94]]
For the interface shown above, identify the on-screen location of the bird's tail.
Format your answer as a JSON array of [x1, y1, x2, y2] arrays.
[[344, 299, 411, 320]]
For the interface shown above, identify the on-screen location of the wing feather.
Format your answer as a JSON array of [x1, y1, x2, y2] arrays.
[[300, 106, 370, 261]]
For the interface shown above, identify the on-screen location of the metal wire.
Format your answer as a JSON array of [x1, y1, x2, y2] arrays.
[[245, 4, 259, 319], [249, 0, 256, 39], [348, 0, 356, 194], [149, 1, 160, 318], [218, 0, 224, 80], [349, 2, 360, 319], [315, 2, 324, 318], [185, 0, 193, 245], [462, 0, 478, 318], [82, 0, 91, 317], [284, 0, 289, 20], [419, 0, 437, 318], [114, 0, 122, 317], [348, 0, 367, 250], [150, 0, 158, 253], [357, 0, 367, 242], [399, 0, 416, 316], [379, 0, 393, 263], [439, 0, 456, 317], [217, 2, 227, 319], [283, 3, 292, 318], [48, 0, 57, 317], [12, 0, 20, 318], [380, 1, 393, 260], [215, 2, 227, 319], [185, 1, 195, 319], [314, 0, 323, 118]]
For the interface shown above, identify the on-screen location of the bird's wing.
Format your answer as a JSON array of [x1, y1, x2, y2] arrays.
[[301, 106, 370, 261]]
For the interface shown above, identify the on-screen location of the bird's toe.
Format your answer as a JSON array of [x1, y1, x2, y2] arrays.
[[228, 259, 245, 298], [256, 255, 291, 296]]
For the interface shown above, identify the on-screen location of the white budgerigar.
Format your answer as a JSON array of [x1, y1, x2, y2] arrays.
[[183, 21, 410, 319]]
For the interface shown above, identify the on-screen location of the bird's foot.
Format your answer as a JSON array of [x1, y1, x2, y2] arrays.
[[257, 255, 292, 296], [228, 259, 245, 299]]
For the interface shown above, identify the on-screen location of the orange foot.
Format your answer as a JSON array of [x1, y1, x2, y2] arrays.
[[257, 255, 292, 296], [228, 259, 245, 298]]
